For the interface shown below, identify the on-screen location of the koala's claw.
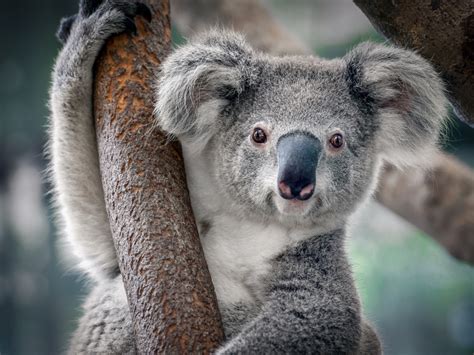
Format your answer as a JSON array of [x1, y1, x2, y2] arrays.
[[123, 17, 137, 35], [136, 3, 152, 23], [118, 2, 152, 35], [56, 14, 78, 44], [116, 2, 152, 35], [79, 0, 103, 17], [114, 2, 153, 24]]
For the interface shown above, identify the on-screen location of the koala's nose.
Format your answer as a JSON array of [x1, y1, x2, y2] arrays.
[[277, 132, 321, 201], [278, 180, 315, 201]]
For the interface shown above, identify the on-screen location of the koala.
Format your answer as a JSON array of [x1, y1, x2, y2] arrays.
[[50, 0, 448, 353]]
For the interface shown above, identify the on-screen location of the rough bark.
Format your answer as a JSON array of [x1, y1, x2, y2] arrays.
[[353, 0, 474, 126], [93, 0, 224, 353], [172, 0, 474, 264]]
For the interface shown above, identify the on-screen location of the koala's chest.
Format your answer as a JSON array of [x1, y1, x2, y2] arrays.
[[199, 215, 292, 306]]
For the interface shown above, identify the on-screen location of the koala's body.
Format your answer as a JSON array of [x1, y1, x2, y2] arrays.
[[50, 1, 448, 353]]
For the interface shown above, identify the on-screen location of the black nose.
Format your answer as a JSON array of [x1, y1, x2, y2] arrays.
[[277, 132, 321, 201]]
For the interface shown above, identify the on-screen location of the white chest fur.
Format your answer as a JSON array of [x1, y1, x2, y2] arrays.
[[201, 215, 291, 305]]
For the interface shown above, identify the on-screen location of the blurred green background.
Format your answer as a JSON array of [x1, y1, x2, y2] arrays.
[[0, 0, 472, 354]]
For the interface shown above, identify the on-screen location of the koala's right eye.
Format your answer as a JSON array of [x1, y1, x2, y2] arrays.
[[252, 127, 267, 144], [329, 133, 344, 149]]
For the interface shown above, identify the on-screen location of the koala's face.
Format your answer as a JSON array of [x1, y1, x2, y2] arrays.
[[157, 31, 447, 228], [210, 58, 380, 226]]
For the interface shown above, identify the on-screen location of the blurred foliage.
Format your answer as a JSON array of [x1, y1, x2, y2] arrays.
[[350, 225, 474, 355], [0, 0, 472, 354], [0, 1, 83, 354], [315, 30, 384, 58]]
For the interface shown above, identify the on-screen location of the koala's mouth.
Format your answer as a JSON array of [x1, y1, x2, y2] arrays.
[[273, 193, 316, 217]]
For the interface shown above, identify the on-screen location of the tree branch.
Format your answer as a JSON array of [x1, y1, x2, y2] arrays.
[[172, 0, 309, 56], [172, 0, 474, 264], [377, 153, 474, 263], [353, 0, 474, 126], [93, 0, 224, 352]]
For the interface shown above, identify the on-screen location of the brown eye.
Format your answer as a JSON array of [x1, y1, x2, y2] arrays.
[[329, 133, 344, 149], [252, 127, 267, 144]]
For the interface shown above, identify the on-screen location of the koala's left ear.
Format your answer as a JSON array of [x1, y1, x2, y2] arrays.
[[156, 30, 257, 151], [344, 42, 449, 167]]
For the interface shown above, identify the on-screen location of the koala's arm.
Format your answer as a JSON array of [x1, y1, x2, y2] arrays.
[[49, 0, 151, 281], [218, 231, 381, 355]]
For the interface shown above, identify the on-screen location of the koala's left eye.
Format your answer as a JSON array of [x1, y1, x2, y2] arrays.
[[252, 127, 267, 144], [329, 133, 344, 149]]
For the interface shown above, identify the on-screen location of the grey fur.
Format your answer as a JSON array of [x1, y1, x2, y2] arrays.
[[69, 276, 135, 354], [217, 231, 377, 354], [50, 3, 448, 353]]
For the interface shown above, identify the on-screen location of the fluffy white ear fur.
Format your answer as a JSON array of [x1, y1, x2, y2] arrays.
[[155, 30, 254, 152], [345, 42, 449, 168]]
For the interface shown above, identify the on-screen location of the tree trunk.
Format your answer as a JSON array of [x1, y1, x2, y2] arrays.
[[172, 0, 474, 264], [93, 0, 225, 353], [353, 0, 474, 126]]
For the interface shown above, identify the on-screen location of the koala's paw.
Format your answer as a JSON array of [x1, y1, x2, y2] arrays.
[[79, 0, 103, 17], [56, 0, 152, 45], [90, 0, 152, 37], [56, 14, 78, 44]]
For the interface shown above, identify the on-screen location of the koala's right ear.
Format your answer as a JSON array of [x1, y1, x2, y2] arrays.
[[155, 31, 256, 149]]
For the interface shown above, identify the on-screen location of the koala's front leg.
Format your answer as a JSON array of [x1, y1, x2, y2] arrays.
[[218, 231, 381, 354], [49, 0, 151, 280]]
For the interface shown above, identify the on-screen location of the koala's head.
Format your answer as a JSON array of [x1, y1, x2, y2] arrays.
[[156, 31, 447, 228]]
